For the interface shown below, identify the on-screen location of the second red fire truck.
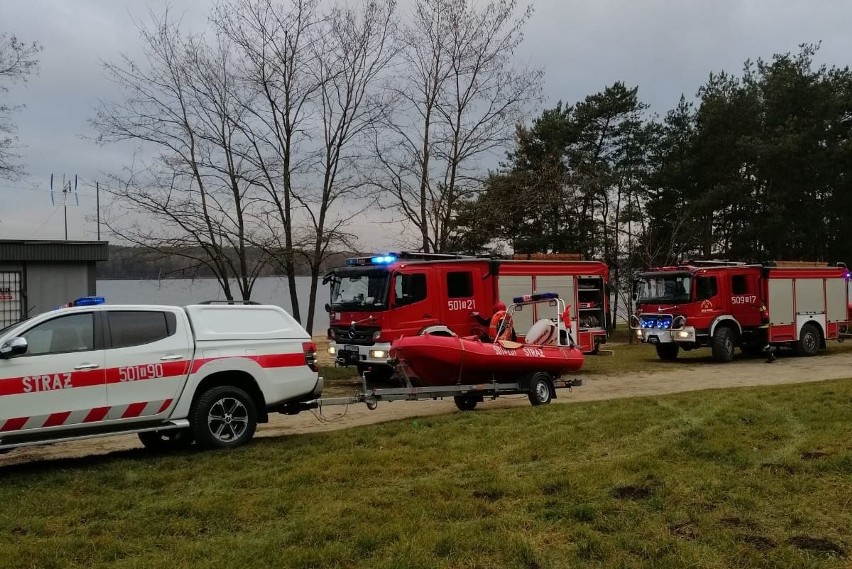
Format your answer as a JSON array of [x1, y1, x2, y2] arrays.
[[631, 260, 850, 361]]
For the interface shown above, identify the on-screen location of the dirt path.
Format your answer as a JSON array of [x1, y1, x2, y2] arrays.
[[4, 351, 852, 467]]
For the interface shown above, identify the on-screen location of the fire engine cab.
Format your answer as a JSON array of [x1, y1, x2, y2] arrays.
[[630, 260, 850, 362], [324, 252, 609, 379]]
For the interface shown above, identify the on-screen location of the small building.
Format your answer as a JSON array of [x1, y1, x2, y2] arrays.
[[0, 240, 108, 328]]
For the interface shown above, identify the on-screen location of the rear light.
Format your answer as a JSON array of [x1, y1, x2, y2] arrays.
[[302, 341, 318, 372], [327, 328, 336, 340]]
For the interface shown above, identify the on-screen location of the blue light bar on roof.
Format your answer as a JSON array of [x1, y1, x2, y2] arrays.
[[512, 292, 559, 303], [72, 296, 106, 306], [370, 255, 397, 265]]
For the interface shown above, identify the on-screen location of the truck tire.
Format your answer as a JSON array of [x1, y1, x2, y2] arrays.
[[528, 373, 554, 406], [138, 428, 194, 451], [711, 327, 735, 362], [794, 323, 820, 357], [453, 395, 478, 411], [655, 343, 679, 361], [190, 385, 258, 450]]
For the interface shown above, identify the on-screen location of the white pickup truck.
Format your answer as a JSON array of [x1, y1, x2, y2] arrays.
[[0, 299, 322, 451]]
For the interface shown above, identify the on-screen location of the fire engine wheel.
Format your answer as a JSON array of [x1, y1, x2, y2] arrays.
[[138, 428, 194, 451], [191, 385, 258, 450], [794, 323, 820, 357], [711, 327, 735, 362], [528, 373, 554, 406], [454, 395, 479, 411], [655, 343, 679, 361]]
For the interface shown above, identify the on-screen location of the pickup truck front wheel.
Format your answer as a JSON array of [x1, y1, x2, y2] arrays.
[[191, 386, 258, 449]]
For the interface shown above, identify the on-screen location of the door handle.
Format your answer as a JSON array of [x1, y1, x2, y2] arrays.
[[160, 354, 183, 361], [74, 363, 100, 370]]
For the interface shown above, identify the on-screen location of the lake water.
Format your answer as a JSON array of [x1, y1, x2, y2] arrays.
[[97, 276, 330, 335]]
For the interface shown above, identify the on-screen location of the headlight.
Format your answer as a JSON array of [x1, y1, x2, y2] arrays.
[[328, 346, 336, 355], [369, 350, 387, 359], [676, 331, 691, 339], [635, 329, 643, 338]]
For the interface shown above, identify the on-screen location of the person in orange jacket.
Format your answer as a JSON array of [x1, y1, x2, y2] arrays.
[[472, 301, 516, 342]]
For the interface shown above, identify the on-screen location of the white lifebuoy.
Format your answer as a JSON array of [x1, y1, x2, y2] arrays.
[[525, 319, 557, 345]]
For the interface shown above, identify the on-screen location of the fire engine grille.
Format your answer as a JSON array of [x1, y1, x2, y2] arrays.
[[331, 325, 380, 346], [0, 271, 23, 329]]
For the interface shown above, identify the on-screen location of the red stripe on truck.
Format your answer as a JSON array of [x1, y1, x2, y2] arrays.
[[84, 407, 109, 423], [0, 417, 27, 432], [122, 403, 147, 418], [43, 411, 72, 428], [0, 352, 306, 399]]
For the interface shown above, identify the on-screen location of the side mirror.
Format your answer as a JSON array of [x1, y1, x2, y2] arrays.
[[324, 303, 331, 313], [0, 337, 28, 359]]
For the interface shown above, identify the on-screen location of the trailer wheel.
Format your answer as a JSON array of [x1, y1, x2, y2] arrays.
[[138, 428, 194, 451], [454, 395, 478, 411], [794, 323, 820, 357], [528, 373, 554, 406], [190, 385, 257, 450], [655, 343, 679, 361], [711, 327, 735, 362]]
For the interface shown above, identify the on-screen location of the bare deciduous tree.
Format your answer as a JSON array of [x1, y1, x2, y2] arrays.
[[93, 12, 270, 300], [214, 0, 322, 322], [372, 0, 542, 252], [297, 0, 397, 332], [0, 33, 41, 180]]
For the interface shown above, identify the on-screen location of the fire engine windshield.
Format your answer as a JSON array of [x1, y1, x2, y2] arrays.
[[635, 273, 692, 303], [327, 269, 390, 311]]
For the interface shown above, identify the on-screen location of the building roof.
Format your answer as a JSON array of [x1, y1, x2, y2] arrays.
[[0, 240, 109, 262]]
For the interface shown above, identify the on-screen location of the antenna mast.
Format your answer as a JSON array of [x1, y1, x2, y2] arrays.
[[50, 174, 79, 240]]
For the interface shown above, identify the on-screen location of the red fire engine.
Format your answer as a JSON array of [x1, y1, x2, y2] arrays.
[[630, 260, 850, 361], [324, 252, 609, 378]]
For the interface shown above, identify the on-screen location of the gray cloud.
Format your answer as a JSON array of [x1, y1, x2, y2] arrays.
[[1, 0, 850, 245]]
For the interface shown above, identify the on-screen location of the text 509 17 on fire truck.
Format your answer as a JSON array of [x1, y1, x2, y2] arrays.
[[0, 298, 321, 452]]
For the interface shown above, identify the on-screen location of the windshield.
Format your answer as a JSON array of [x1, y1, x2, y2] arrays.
[[635, 274, 691, 303], [0, 319, 25, 337], [328, 270, 390, 311]]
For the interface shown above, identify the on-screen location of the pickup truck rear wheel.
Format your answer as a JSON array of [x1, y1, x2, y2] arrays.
[[138, 428, 194, 451], [191, 386, 257, 449]]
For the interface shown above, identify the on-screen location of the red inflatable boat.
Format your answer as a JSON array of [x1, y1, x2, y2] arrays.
[[390, 332, 584, 386]]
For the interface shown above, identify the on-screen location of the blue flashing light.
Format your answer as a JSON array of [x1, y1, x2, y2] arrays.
[[512, 291, 559, 304], [72, 296, 106, 306], [345, 254, 398, 266], [640, 315, 673, 329]]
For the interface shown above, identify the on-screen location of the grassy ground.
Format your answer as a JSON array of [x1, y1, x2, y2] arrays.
[[2, 379, 851, 568]]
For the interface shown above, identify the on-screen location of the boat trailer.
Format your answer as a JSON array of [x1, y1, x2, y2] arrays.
[[286, 365, 582, 415]]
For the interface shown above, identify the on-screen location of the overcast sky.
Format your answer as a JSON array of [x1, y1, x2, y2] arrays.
[[1, 0, 851, 248]]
